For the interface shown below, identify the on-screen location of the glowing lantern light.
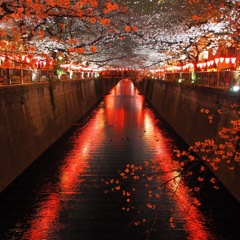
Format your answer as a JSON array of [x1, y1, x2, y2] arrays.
[[203, 62, 206, 67], [220, 57, 224, 63], [215, 58, 219, 65], [207, 61, 211, 67], [231, 58, 236, 64], [225, 58, 230, 64], [210, 60, 214, 65]]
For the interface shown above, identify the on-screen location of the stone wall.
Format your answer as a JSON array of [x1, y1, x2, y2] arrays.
[[135, 79, 240, 201], [0, 78, 117, 192]]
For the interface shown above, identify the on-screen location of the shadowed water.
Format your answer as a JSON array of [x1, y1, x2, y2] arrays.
[[0, 79, 239, 240]]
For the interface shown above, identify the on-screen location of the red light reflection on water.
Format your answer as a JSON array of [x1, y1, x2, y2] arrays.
[[143, 109, 212, 239], [24, 106, 107, 239], [105, 79, 144, 130], [106, 79, 212, 239], [23, 196, 60, 240]]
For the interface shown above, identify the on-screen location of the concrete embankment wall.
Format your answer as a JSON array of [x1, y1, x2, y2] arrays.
[[135, 79, 240, 202], [0, 78, 117, 192]]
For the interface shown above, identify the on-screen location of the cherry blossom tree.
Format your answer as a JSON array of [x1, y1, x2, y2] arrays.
[[116, 0, 239, 68], [0, 0, 239, 69], [0, 0, 137, 68]]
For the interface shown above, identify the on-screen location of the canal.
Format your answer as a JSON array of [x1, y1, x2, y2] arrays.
[[0, 79, 239, 240]]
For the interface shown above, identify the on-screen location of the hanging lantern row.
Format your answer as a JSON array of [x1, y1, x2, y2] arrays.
[[214, 57, 236, 65], [33, 59, 56, 68], [166, 63, 194, 72], [113, 67, 138, 71], [0, 54, 56, 69], [197, 57, 237, 69], [182, 63, 194, 70], [197, 60, 214, 68]]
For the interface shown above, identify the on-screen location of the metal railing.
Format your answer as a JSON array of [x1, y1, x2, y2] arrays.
[[163, 70, 240, 89], [1, 68, 239, 90], [0, 68, 97, 86]]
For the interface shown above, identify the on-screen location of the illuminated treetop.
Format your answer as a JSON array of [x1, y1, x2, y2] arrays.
[[0, 0, 239, 69]]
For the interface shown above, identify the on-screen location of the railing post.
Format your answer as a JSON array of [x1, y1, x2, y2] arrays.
[[217, 71, 220, 87]]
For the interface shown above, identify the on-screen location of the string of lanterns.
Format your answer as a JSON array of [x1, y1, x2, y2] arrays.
[[197, 57, 236, 69], [0, 54, 55, 69]]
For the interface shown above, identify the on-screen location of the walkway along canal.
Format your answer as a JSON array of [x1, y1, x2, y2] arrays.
[[0, 79, 239, 240]]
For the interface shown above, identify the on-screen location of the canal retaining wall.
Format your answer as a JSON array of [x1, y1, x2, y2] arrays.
[[0, 78, 117, 192], [135, 79, 240, 202]]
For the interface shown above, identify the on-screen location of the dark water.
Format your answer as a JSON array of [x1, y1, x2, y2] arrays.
[[0, 79, 239, 240]]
